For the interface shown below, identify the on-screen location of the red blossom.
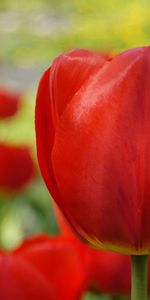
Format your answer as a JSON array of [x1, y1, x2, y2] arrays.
[[0, 144, 35, 192], [0, 88, 21, 119], [35, 46, 150, 254]]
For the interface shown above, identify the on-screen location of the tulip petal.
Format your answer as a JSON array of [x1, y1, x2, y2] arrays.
[[35, 68, 59, 200], [35, 50, 107, 202], [50, 49, 107, 120]]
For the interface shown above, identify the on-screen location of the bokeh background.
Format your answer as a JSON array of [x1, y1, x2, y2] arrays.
[[0, 0, 149, 299]]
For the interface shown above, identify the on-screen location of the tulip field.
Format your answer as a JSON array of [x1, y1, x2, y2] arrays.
[[0, 0, 150, 299]]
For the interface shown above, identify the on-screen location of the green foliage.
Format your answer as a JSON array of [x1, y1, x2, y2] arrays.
[[0, 0, 149, 65], [84, 292, 110, 300]]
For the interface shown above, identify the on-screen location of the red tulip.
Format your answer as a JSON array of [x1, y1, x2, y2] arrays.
[[0, 88, 21, 119], [35, 46, 150, 255], [0, 144, 35, 192], [13, 234, 87, 300], [0, 245, 55, 300]]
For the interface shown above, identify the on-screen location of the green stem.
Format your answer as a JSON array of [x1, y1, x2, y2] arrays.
[[131, 255, 148, 300]]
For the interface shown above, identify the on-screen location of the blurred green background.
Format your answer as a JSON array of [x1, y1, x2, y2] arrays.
[[0, 0, 149, 299]]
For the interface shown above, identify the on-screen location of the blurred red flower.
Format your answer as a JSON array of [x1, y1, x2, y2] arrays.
[[0, 144, 36, 192], [0, 88, 21, 119], [0, 250, 55, 300], [35, 46, 150, 254], [0, 234, 87, 300]]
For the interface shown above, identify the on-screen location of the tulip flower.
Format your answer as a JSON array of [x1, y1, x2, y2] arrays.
[[35, 46, 150, 300], [0, 144, 35, 192], [0, 88, 21, 119]]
